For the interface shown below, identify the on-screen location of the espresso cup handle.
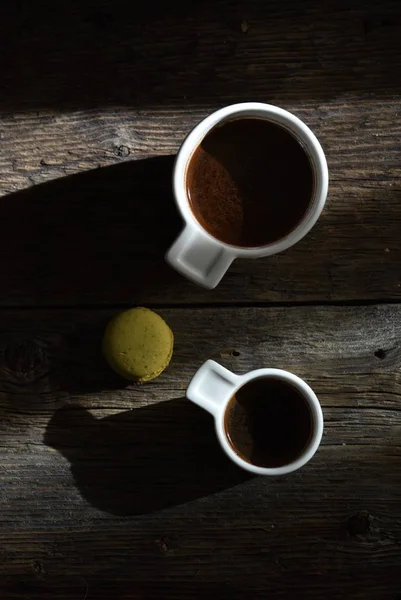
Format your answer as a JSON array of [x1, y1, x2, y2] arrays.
[[186, 360, 240, 416], [166, 225, 234, 289]]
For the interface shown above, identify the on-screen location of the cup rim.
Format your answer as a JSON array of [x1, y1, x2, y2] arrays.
[[173, 102, 328, 258], [214, 368, 324, 476]]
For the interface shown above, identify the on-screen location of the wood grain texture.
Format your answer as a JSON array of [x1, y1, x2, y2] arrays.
[[1, 0, 400, 110], [0, 305, 400, 599], [1, 1, 401, 598], [0, 145, 400, 306], [0, 0, 400, 305]]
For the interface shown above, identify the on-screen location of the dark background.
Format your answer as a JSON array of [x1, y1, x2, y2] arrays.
[[1, 0, 399, 111]]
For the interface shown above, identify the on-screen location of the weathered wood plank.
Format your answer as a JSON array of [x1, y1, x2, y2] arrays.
[[1, 0, 400, 111], [0, 306, 400, 598], [0, 103, 400, 193], [0, 150, 400, 306]]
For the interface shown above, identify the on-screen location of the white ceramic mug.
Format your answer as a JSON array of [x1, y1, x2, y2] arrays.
[[166, 102, 328, 289], [186, 360, 323, 475]]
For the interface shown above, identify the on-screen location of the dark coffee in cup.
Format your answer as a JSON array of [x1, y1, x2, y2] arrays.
[[186, 118, 314, 247], [224, 377, 313, 468]]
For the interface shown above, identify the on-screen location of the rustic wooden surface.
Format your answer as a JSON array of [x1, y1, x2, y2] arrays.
[[0, 0, 400, 305], [1, 306, 401, 600], [0, 0, 401, 598]]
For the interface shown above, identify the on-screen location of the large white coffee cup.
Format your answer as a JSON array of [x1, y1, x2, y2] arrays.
[[166, 102, 328, 289], [186, 360, 324, 476]]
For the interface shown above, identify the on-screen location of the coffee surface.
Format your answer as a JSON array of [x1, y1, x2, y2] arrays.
[[224, 377, 312, 468], [186, 118, 314, 247]]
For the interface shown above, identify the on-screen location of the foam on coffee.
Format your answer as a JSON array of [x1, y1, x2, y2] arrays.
[[186, 118, 314, 247]]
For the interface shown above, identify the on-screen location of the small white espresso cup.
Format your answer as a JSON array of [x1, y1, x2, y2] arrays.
[[166, 102, 328, 289], [186, 360, 323, 475]]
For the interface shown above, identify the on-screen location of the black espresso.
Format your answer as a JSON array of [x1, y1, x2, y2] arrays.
[[224, 377, 313, 468], [186, 118, 314, 247]]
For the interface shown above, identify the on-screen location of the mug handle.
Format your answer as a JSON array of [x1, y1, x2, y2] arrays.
[[165, 225, 234, 289], [186, 360, 240, 416]]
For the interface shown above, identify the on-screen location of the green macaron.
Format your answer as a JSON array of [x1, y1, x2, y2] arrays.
[[102, 307, 174, 382]]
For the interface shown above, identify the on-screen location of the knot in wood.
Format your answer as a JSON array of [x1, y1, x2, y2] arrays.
[[3, 338, 48, 379], [156, 535, 179, 554], [32, 560, 45, 577], [347, 511, 372, 537], [115, 145, 130, 157]]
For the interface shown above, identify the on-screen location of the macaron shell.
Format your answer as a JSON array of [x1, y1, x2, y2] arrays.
[[102, 307, 174, 382]]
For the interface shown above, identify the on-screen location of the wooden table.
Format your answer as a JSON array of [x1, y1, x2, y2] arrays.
[[0, 1, 400, 598]]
